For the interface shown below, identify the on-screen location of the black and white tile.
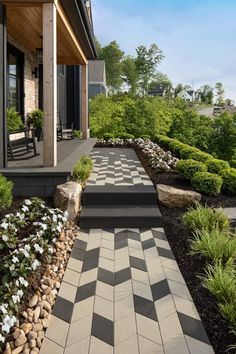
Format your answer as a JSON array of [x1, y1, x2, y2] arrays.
[[87, 148, 153, 186], [41, 228, 214, 354]]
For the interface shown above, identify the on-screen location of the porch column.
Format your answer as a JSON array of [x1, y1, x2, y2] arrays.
[[81, 64, 90, 139], [43, 2, 57, 167], [0, 4, 7, 169]]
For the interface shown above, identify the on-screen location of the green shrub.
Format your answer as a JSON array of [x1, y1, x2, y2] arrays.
[[155, 134, 173, 149], [219, 302, 236, 329], [190, 229, 236, 262], [176, 159, 207, 180], [27, 109, 44, 128], [0, 174, 13, 211], [7, 108, 23, 132], [220, 168, 236, 195], [183, 204, 230, 232], [73, 130, 81, 138], [103, 133, 115, 140], [118, 132, 134, 139], [179, 146, 200, 159], [189, 151, 212, 163], [230, 160, 236, 168], [206, 158, 230, 174], [72, 156, 93, 183], [169, 140, 187, 154], [191, 172, 222, 195]]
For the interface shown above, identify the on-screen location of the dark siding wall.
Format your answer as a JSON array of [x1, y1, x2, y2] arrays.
[[66, 66, 81, 130], [0, 4, 7, 168]]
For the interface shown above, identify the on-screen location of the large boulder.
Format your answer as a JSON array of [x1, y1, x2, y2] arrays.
[[54, 181, 82, 221], [157, 184, 201, 208]]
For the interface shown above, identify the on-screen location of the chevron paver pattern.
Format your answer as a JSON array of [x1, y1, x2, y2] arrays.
[[41, 228, 214, 354]]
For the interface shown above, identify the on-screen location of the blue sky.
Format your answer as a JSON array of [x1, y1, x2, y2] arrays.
[[92, 0, 236, 100]]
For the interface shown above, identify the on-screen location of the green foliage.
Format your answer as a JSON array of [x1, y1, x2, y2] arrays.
[[230, 160, 236, 168], [179, 146, 200, 159], [219, 302, 236, 329], [27, 109, 44, 128], [155, 134, 173, 149], [122, 56, 139, 95], [206, 158, 230, 174], [72, 156, 93, 183], [148, 71, 173, 98], [220, 168, 236, 195], [190, 229, 236, 263], [189, 151, 212, 162], [197, 85, 214, 105], [191, 172, 223, 195], [7, 108, 23, 132], [73, 130, 81, 138], [176, 159, 207, 180], [210, 112, 236, 161], [0, 174, 13, 211], [169, 140, 187, 154], [183, 204, 230, 232]]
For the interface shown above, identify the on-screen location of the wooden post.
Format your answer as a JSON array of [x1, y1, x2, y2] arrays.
[[81, 64, 90, 139], [0, 4, 7, 169], [43, 2, 57, 167]]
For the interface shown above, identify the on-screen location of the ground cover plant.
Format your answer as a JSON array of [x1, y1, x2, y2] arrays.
[[0, 174, 13, 211], [0, 198, 67, 348]]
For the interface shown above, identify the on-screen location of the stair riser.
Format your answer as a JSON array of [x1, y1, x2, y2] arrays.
[[79, 217, 163, 229], [83, 193, 158, 206]]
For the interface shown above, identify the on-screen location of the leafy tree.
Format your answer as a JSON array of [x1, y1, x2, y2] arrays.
[[198, 85, 214, 105], [98, 41, 124, 93], [122, 56, 139, 95], [135, 44, 164, 95], [149, 72, 173, 98], [210, 112, 236, 160], [174, 84, 184, 97], [215, 82, 225, 105]]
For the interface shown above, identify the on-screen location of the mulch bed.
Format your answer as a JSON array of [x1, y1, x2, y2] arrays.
[[135, 147, 236, 354]]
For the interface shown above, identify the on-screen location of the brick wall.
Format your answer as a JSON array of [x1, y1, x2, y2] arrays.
[[7, 35, 39, 120]]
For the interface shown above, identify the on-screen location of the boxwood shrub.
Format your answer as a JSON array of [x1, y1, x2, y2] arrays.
[[0, 174, 13, 211], [230, 160, 236, 168], [206, 158, 230, 174], [169, 140, 187, 154], [155, 135, 173, 149], [179, 146, 200, 159], [189, 151, 212, 163], [219, 168, 236, 195], [191, 172, 223, 195], [176, 159, 207, 180]]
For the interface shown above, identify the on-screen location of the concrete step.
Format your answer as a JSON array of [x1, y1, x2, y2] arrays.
[[79, 205, 162, 228], [83, 185, 158, 206]]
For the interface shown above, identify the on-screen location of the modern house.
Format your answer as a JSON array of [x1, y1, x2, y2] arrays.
[[177, 89, 200, 103], [148, 84, 166, 98], [88, 60, 108, 98], [0, 0, 97, 196]]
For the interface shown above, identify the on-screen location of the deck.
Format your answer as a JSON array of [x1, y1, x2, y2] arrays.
[[0, 139, 96, 197]]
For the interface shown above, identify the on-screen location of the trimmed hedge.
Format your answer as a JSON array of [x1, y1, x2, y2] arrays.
[[169, 140, 187, 154], [206, 159, 230, 174], [192, 172, 223, 196], [219, 168, 236, 195], [230, 160, 236, 168], [176, 159, 207, 180], [189, 151, 212, 163], [0, 174, 13, 211], [179, 146, 200, 159]]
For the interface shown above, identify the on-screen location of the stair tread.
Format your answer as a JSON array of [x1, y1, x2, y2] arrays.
[[80, 205, 162, 218], [84, 185, 156, 194]]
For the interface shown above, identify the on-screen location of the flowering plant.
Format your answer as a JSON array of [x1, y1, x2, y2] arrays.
[[0, 198, 67, 345]]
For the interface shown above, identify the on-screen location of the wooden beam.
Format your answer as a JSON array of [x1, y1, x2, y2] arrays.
[[43, 2, 57, 167], [81, 65, 89, 139], [0, 4, 7, 168], [56, 1, 87, 65]]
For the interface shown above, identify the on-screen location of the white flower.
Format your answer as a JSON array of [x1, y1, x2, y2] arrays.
[[19, 277, 28, 287], [2, 235, 8, 242], [16, 212, 25, 220], [0, 304, 8, 314], [12, 295, 20, 304], [24, 199, 32, 206], [1, 222, 8, 230], [0, 334, 5, 343], [19, 248, 30, 258], [17, 289, 24, 298], [12, 256, 19, 264], [2, 315, 16, 333], [32, 259, 40, 270], [22, 205, 29, 212], [24, 244, 30, 252], [1, 322, 10, 333], [48, 247, 53, 254], [34, 244, 43, 254], [10, 264, 15, 271]]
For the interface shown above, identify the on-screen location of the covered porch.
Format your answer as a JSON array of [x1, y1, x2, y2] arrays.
[[0, 0, 96, 170]]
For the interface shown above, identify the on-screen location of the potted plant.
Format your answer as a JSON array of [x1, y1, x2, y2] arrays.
[[7, 108, 24, 132], [27, 109, 44, 141]]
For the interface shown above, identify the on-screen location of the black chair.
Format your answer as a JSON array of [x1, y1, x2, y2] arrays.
[[57, 113, 74, 140], [8, 128, 37, 160]]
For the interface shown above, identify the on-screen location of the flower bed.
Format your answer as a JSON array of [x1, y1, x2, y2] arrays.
[[0, 198, 76, 354]]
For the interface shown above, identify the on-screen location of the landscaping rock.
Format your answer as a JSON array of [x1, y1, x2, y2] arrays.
[[12, 346, 24, 354], [54, 181, 82, 221], [28, 295, 38, 308], [20, 323, 32, 335], [15, 332, 27, 347], [157, 184, 201, 208]]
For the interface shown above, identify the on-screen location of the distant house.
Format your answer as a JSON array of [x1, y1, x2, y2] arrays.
[[177, 89, 200, 102], [148, 84, 166, 97], [88, 60, 108, 98]]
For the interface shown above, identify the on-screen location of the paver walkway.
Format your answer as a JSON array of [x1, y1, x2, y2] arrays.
[[87, 148, 152, 186], [40, 148, 214, 354]]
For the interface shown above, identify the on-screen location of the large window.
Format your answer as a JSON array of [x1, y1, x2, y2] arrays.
[[7, 44, 24, 116]]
